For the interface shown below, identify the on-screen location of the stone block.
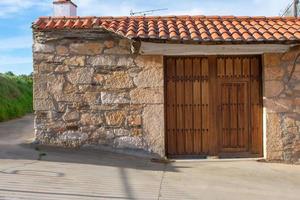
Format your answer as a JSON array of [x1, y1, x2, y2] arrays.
[[135, 55, 163, 69], [34, 53, 54, 63], [104, 72, 134, 89], [105, 111, 125, 126], [101, 92, 129, 104], [130, 88, 164, 104], [143, 105, 165, 156], [63, 108, 80, 122], [104, 46, 130, 54], [33, 43, 55, 53], [266, 113, 284, 160], [64, 56, 85, 67], [70, 42, 104, 55], [81, 113, 103, 126], [67, 68, 94, 84], [104, 40, 115, 48], [34, 98, 55, 111], [114, 136, 144, 149], [119, 39, 131, 48], [58, 131, 88, 147], [264, 66, 285, 80], [88, 55, 118, 66], [117, 56, 134, 67], [127, 115, 142, 126], [133, 67, 163, 87], [264, 81, 284, 97], [55, 65, 70, 73], [263, 53, 282, 67], [56, 45, 69, 55]]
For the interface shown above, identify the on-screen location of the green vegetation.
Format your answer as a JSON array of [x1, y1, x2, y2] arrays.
[[0, 72, 33, 122]]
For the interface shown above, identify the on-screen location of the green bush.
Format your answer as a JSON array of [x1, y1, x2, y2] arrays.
[[0, 72, 33, 122]]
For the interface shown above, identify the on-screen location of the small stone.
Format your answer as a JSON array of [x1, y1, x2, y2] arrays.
[[135, 55, 163, 69], [104, 40, 115, 48], [67, 68, 94, 84], [55, 65, 70, 73], [104, 47, 130, 55], [264, 81, 284, 97], [131, 129, 143, 137], [105, 111, 125, 126], [287, 127, 299, 134], [119, 39, 131, 48], [34, 99, 55, 111], [81, 113, 103, 126], [143, 105, 165, 155], [93, 74, 105, 84], [117, 56, 134, 67], [266, 113, 284, 161], [56, 45, 69, 55], [34, 43, 55, 53], [36, 63, 55, 73], [114, 136, 144, 149], [58, 131, 88, 147], [83, 92, 98, 104], [64, 56, 85, 67], [63, 82, 77, 94], [47, 74, 65, 96], [63, 108, 80, 122], [88, 55, 117, 66], [133, 68, 163, 87], [104, 72, 134, 89], [264, 66, 285, 80], [127, 115, 142, 126], [113, 129, 130, 137], [130, 88, 164, 104], [70, 42, 104, 55], [100, 92, 129, 104], [34, 53, 54, 62], [263, 53, 281, 67]]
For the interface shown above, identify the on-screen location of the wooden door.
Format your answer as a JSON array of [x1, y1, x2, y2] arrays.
[[165, 57, 209, 157], [165, 56, 263, 158]]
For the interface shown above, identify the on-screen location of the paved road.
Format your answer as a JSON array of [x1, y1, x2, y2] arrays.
[[0, 115, 300, 200]]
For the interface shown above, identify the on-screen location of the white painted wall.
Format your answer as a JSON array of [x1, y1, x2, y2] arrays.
[[53, 3, 77, 17]]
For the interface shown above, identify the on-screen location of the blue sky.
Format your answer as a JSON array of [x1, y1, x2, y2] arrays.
[[0, 0, 292, 75]]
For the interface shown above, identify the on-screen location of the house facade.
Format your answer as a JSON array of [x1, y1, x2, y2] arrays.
[[32, 1, 300, 163]]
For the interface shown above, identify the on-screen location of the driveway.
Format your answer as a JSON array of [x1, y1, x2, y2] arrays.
[[0, 115, 300, 200]]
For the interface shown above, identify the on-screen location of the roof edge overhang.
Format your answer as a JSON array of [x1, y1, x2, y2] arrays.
[[139, 42, 297, 55]]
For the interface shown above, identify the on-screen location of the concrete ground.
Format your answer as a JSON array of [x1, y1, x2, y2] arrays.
[[0, 115, 300, 200]]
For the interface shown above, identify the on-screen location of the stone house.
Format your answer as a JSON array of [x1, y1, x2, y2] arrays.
[[32, 0, 300, 163]]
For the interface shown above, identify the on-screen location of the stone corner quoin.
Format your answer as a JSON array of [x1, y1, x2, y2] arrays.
[[32, 29, 165, 157]]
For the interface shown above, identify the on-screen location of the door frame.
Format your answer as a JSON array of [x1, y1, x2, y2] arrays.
[[163, 55, 264, 158]]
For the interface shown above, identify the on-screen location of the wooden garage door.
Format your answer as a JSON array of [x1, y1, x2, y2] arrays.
[[165, 56, 263, 158]]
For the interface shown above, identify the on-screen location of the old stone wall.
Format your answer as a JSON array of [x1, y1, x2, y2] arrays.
[[33, 30, 165, 157], [264, 47, 300, 163]]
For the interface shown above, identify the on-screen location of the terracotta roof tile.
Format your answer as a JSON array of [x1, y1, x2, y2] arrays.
[[33, 15, 300, 43]]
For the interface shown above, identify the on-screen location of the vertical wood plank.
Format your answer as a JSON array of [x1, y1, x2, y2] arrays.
[[176, 58, 186, 154], [234, 57, 242, 77], [193, 58, 202, 154], [231, 83, 238, 147], [208, 56, 217, 155], [184, 58, 194, 154], [166, 58, 177, 155], [226, 57, 233, 77]]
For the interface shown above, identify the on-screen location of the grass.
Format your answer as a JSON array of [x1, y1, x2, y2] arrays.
[[0, 72, 33, 122]]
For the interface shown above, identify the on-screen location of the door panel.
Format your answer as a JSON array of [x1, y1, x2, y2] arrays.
[[165, 56, 262, 158], [218, 82, 249, 152]]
